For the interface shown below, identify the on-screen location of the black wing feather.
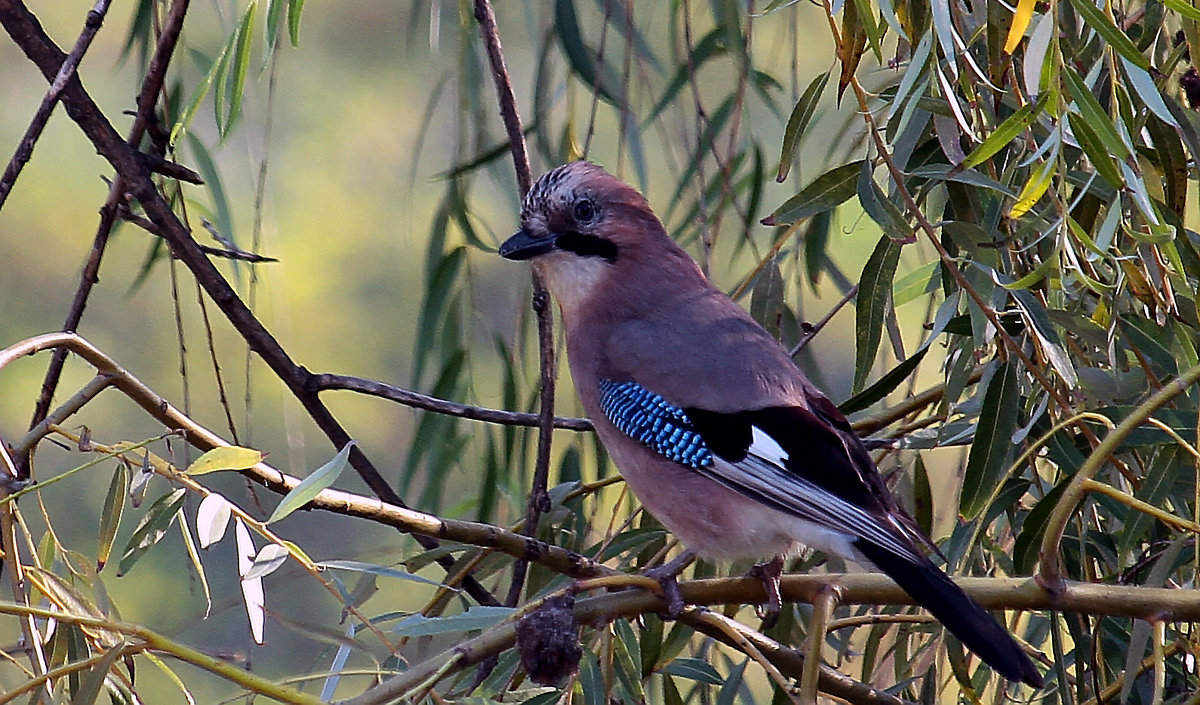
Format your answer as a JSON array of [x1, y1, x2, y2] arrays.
[[599, 379, 1041, 687]]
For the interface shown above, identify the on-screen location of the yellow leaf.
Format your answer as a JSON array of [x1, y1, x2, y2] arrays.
[[186, 446, 263, 475], [1009, 160, 1054, 218], [1004, 0, 1037, 54]]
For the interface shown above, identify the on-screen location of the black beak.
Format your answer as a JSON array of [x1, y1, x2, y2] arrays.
[[499, 228, 556, 260]]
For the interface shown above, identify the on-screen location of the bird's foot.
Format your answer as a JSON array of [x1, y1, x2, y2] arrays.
[[748, 556, 785, 629], [642, 550, 696, 619]]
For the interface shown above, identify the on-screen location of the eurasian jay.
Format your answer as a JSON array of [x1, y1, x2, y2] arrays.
[[499, 161, 1042, 687]]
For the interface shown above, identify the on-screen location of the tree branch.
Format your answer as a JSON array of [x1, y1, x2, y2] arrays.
[[308, 372, 592, 430], [0, 2, 500, 608], [9, 333, 1199, 705]]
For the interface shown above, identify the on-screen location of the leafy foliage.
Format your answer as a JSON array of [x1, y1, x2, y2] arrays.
[[0, 0, 1198, 703]]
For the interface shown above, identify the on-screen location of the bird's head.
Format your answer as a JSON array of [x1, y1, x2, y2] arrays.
[[500, 162, 687, 315]]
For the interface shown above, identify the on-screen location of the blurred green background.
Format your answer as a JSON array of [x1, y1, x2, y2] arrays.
[[0, 2, 932, 700]]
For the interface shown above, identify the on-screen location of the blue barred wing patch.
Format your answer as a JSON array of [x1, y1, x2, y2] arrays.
[[598, 380, 712, 468]]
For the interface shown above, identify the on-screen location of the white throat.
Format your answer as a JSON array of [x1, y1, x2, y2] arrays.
[[533, 251, 610, 320]]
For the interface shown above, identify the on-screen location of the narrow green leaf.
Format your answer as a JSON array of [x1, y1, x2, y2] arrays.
[[661, 658, 724, 685], [1117, 448, 1179, 558], [854, 236, 902, 392], [908, 164, 1016, 197], [662, 674, 685, 705], [667, 96, 736, 220], [762, 160, 865, 225], [716, 658, 748, 705], [1001, 248, 1058, 289], [749, 257, 785, 340], [857, 162, 913, 242], [1067, 112, 1125, 188], [268, 441, 354, 523], [176, 512, 213, 618], [117, 488, 187, 576], [777, 72, 830, 182], [1066, 0, 1149, 69], [616, 617, 645, 676], [612, 619, 645, 700], [186, 134, 237, 250], [120, 0, 153, 60], [591, 0, 660, 72], [1163, 0, 1200, 19], [892, 261, 938, 307], [287, 0, 305, 46], [437, 124, 539, 180], [1145, 115, 1188, 219], [219, 1, 257, 138], [960, 362, 1020, 520], [1004, 280, 1079, 386], [643, 29, 727, 125], [171, 48, 223, 145], [840, 348, 928, 413], [803, 209, 833, 291], [211, 26, 236, 136], [318, 559, 449, 588], [555, 0, 620, 104], [392, 606, 516, 637], [68, 644, 124, 705], [412, 246, 464, 384], [1063, 66, 1131, 160], [852, 0, 885, 65], [959, 103, 1040, 169], [96, 462, 127, 572], [265, 0, 283, 52], [912, 454, 934, 537]]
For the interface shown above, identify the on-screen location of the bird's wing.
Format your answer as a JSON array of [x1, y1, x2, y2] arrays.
[[597, 379, 925, 563]]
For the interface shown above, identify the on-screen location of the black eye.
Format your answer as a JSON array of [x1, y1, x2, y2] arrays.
[[573, 198, 596, 223]]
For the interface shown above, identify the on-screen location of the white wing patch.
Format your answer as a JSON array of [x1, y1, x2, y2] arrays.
[[749, 425, 789, 466]]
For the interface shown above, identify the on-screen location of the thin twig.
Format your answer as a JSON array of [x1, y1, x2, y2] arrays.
[[471, 0, 556, 610], [0, 0, 112, 209], [790, 284, 859, 355], [308, 373, 592, 431], [121, 208, 278, 261]]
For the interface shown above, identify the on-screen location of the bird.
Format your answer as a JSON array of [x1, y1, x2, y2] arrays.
[[498, 160, 1043, 688]]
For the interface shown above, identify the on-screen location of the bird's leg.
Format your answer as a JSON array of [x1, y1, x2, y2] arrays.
[[748, 555, 785, 629], [642, 550, 696, 619]]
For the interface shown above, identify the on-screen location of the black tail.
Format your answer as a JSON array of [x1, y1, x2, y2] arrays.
[[854, 540, 1043, 687]]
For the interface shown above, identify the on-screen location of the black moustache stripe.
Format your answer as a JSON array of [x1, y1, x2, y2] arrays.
[[556, 231, 618, 262]]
